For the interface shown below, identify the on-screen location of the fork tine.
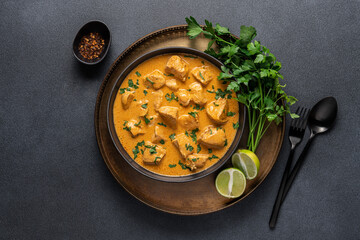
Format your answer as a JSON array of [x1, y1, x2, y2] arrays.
[[295, 107, 305, 129], [300, 108, 309, 129]]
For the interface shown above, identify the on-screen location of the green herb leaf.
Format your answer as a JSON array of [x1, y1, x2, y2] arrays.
[[143, 90, 148, 96], [169, 133, 176, 140], [185, 144, 194, 151], [227, 111, 236, 116], [141, 103, 148, 109], [169, 164, 177, 168], [209, 154, 219, 160], [186, 16, 204, 39], [158, 122, 167, 127], [134, 120, 141, 127], [135, 71, 141, 77], [165, 92, 178, 102], [144, 115, 151, 124], [146, 77, 154, 85], [188, 111, 198, 118]]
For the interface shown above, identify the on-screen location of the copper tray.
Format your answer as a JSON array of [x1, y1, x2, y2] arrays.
[[94, 25, 285, 215]]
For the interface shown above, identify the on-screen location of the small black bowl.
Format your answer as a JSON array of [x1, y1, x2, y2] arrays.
[[72, 20, 111, 65], [107, 47, 246, 183]]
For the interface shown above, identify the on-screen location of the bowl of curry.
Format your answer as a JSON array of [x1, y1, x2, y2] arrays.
[[107, 47, 245, 182]]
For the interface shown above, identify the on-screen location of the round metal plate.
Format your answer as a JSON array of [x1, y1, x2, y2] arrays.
[[94, 25, 285, 215]]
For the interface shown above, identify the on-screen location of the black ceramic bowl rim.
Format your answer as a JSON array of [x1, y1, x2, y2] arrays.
[[107, 47, 246, 183], [72, 20, 111, 65]]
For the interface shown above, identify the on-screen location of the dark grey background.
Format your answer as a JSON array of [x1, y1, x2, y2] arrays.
[[1, 0, 359, 239]]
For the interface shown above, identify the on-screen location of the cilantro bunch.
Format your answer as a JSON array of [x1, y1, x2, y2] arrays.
[[186, 17, 298, 152]]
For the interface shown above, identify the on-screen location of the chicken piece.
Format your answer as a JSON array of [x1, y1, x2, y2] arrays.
[[158, 106, 178, 129], [137, 99, 149, 117], [152, 125, 166, 143], [143, 69, 165, 89], [172, 133, 194, 158], [176, 89, 191, 107], [178, 114, 199, 131], [152, 90, 163, 110], [165, 79, 179, 91], [125, 119, 145, 137], [206, 98, 228, 124], [142, 141, 166, 165], [189, 82, 207, 106], [199, 125, 227, 149], [191, 66, 214, 86], [185, 154, 210, 170], [121, 91, 135, 110], [165, 55, 189, 82]]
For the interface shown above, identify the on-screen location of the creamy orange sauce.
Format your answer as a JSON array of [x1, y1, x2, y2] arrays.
[[113, 54, 240, 176]]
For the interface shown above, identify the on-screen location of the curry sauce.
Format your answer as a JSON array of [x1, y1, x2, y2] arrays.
[[113, 54, 240, 176]]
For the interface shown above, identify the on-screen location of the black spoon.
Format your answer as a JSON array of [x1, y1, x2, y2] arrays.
[[281, 96, 338, 202]]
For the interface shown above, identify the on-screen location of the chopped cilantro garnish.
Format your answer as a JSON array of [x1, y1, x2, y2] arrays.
[[132, 147, 140, 159], [169, 133, 175, 140], [128, 79, 135, 88], [164, 73, 174, 77], [209, 154, 219, 160], [197, 144, 201, 153], [185, 144, 194, 151], [146, 77, 154, 85], [169, 164, 177, 168], [178, 160, 190, 170], [134, 120, 141, 127], [160, 139, 165, 144], [137, 141, 145, 147], [208, 149, 212, 153], [143, 90, 148, 96], [224, 139, 228, 146], [188, 111, 198, 118], [149, 147, 157, 155], [135, 71, 141, 77], [165, 92, 178, 102], [199, 71, 205, 80], [227, 112, 236, 116], [190, 128, 199, 143], [154, 156, 161, 163], [144, 115, 151, 124], [158, 122, 167, 127], [141, 103, 148, 109], [233, 122, 239, 129]]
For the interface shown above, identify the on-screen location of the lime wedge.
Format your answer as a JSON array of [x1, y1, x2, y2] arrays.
[[232, 149, 260, 180], [215, 168, 246, 198]]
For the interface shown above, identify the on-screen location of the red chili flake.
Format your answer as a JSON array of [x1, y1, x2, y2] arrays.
[[78, 32, 105, 60]]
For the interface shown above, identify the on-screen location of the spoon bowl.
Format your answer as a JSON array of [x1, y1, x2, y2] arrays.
[[308, 96, 338, 135]]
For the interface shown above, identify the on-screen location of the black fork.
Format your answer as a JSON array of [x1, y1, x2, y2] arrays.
[[269, 107, 309, 229]]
